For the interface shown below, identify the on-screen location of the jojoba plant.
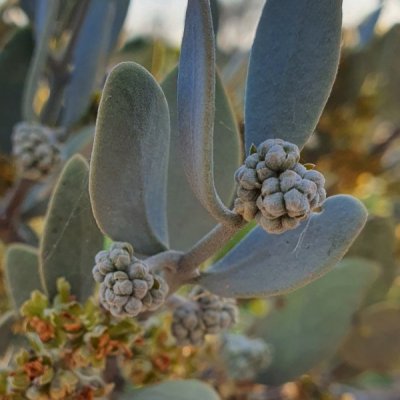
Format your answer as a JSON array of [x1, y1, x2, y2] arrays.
[[0, 0, 387, 399]]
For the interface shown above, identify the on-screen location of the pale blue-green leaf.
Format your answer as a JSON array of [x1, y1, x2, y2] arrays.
[[121, 380, 220, 400], [0, 28, 34, 152], [358, 3, 383, 47], [61, 0, 116, 127], [0, 311, 15, 355], [253, 258, 379, 385], [178, 0, 236, 224], [163, 67, 240, 250], [40, 155, 104, 301], [244, 0, 342, 151], [197, 195, 368, 298], [89, 62, 170, 255], [4, 244, 43, 311]]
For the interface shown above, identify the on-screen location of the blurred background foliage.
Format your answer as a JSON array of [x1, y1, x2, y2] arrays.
[[0, 0, 399, 399]]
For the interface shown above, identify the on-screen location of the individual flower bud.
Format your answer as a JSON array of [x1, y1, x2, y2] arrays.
[[93, 242, 169, 318], [221, 334, 272, 381], [12, 122, 61, 181], [171, 302, 206, 346], [234, 139, 326, 234]]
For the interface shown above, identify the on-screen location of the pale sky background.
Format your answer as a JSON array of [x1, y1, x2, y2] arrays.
[[124, 0, 400, 49]]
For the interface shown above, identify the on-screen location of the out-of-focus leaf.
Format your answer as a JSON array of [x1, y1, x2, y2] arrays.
[[0, 311, 15, 355], [177, 0, 236, 224], [0, 28, 34, 152], [253, 258, 378, 385], [347, 217, 397, 304], [23, 0, 59, 122], [244, 0, 342, 151], [210, 0, 219, 37], [40, 155, 103, 301], [4, 244, 43, 310], [377, 24, 400, 125], [121, 380, 220, 400], [198, 195, 368, 298], [90, 62, 170, 255], [162, 67, 240, 250], [62, 0, 117, 127], [340, 303, 400, 372], [63, 124, 95, 159], [107, 0, 131, 54], [358, 4, 383, 48]]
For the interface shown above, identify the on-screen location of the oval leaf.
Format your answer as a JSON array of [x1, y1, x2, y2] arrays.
[[198, 195, 368, 298], [178, 0, 236, 223], [244, 0, 342, 151], [163, 67, 240, 250], [340, 302, 400, 372], [40, 155, 104, 301], [5, 244, 43, 311], [89, 62, 170, 255], [121, 380, 220, 400], [253, 258, 379, 385]]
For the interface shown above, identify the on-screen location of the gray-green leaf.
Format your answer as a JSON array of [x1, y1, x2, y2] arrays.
[[89, 62, 170, 255], [163, 67, 240, 250], [244, 0, 342, 151], [5, 244, 43, 311], [40, 155, 103, 301], [197, 195, 368, 298], [178, 0, 236, 224], [121, 380, 220, 400], [253, 258, 379, 385]]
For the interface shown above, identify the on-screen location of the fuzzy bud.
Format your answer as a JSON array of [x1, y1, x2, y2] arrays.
[[93, 242, 168, 318], [234, 139, 326, 234], [221, 334, 272, 381], [12, 122, 61, 181], [171, 287, 238, 346]]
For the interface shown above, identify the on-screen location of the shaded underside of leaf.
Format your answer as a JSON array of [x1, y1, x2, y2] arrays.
[[198, 195, 368, 298], [89, 62, 170, 255], [4, 244, 43, 311], [162, 67, 240, 251], [253, 258, 379, 385], [40, 155, 104, 301], [244, 0, 342, 151]]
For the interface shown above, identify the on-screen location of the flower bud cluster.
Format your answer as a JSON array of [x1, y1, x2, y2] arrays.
[[12, 122, 61, 180], [234, 139, 326, 234], [171, 287, 238, 346], [221, 333, 272, 381], [93, 242, 169, 317]]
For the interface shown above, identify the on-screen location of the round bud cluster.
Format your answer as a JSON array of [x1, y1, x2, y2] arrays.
[[12, 122, 61, 180], [92, 242, 169, 318], [221, 333, 272, 381], [171, 287, 238, 346], [234, 139, 326, 234]]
